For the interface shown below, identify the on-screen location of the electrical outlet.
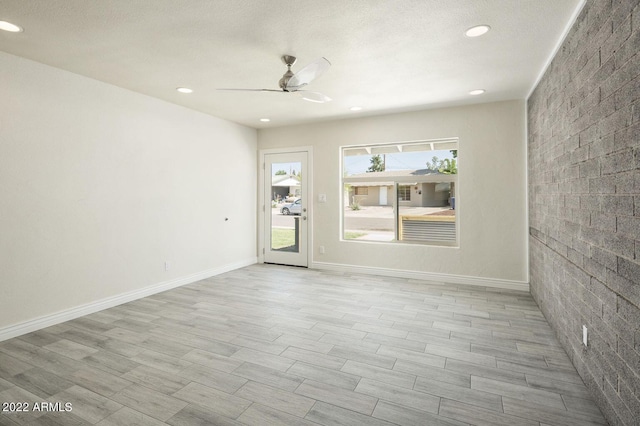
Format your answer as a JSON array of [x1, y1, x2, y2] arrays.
[[165, 261, 170, 271], [582, 325, 588, 347], [319, 246, 325, 254]]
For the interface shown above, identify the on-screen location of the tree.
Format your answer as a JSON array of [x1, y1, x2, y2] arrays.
[[275, 170, 287, 175], [425, 156, 442, 171], [439, 158, 457, 174], [367, 155, 385, 172], [450, 150, 458, 159]]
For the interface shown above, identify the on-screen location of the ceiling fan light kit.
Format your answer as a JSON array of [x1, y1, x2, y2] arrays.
[[218, 55, 332, 103]]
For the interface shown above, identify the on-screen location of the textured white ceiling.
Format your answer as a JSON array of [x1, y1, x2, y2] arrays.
[[0, 0, 583, 128]]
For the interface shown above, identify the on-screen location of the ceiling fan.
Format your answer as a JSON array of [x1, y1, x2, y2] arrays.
[[218, 55, 332, 103]]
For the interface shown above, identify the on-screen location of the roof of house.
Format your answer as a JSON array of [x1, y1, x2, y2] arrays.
[[348, 169, 444, 178], [272, 175, 301, 187], [346, 169, 456, 186]]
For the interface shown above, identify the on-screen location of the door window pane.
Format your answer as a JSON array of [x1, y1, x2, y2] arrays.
[[271, 163, 301, 252]]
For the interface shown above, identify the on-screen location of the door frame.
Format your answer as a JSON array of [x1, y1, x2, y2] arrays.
[[258, 146, 313, 266]]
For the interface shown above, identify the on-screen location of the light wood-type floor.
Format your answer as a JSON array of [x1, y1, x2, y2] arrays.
[[0, 264, 607, 425]]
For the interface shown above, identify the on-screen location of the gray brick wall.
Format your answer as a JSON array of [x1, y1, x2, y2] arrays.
[[528, 1, 640, 425]]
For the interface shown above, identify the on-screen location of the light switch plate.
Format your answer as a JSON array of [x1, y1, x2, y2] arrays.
[[318, 194, 327, 203]]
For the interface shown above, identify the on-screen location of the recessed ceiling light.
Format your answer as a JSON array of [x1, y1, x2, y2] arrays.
[[349, 106, 363, 111], [260, 118, 271, 122], [176, 87, 193, 94], [469, 89, 486, 96], [465, 25, 491, 38], [0, 21, 23, 32]]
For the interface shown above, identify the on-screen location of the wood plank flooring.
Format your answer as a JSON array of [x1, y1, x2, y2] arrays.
[[0, 264, 607, 425]]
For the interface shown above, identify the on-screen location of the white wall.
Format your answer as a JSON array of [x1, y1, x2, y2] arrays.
[[0, 52, 257, 333], [258, 100, 527, 285]]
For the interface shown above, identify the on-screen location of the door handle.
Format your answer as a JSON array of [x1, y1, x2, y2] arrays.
[[302, 216, 307, 220], [303, 208, 307, 212]]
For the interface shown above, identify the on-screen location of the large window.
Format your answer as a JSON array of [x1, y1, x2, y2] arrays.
[[342, 139, 458, 246]]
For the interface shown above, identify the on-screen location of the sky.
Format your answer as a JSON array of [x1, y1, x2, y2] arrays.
[[344, 149, 454, 175], [271, 149, 455, 176]]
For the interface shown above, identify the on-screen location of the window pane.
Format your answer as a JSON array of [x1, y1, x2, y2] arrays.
[[271, 163, 301, 252], [344, 182, 395, 241], [397, 182, 456, 243]]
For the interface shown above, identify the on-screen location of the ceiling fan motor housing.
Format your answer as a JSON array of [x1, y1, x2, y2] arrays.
[[279, 55, 297, 90]]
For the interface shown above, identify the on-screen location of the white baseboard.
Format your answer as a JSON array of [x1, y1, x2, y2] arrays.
[[311, 261, 529, 292], [0, 257, 257, 342]]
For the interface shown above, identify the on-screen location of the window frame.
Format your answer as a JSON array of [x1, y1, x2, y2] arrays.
[[341, 139, 459, 247]]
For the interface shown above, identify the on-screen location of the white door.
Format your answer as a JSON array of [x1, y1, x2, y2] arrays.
[[379, 186, 388, 205], [263, 151, 308, 267]]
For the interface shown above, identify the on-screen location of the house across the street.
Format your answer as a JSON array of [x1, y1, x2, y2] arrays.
[[347, 169, 456, 207]]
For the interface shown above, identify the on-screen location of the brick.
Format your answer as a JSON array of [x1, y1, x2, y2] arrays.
[[614, 25, 640, 68], [580, 122, 602, 146], [568, 248, 585, 267], [605, 307, 637, 346], [591, 313, 618, 350], [588, 176, 617, 193], [618, 378, 640, 422], [565, 194, 581, 209], [598, 105, 633, 137], [571, 178, 590, 194], [571, 143, 590, 163], [618, 256, 640, 285], [618, 295, 640, 323], [602, 51, 640, 103], [602, 13, 631, 62], [614, 170, 638, 193], [591, 349, 614, 391], [617, 216, 640, 239], [587, 0, 613, 37], [613, 70, 640, 111], [603, 376, 635, 426], [601, 195, 634, 214], [579, 157, 601, 178], [573, 208, 591, 226], [590, 212, 617, 232], [580, 225, 605, 246], [589, 134, 616, 158], [586, 257, 610, 283], [591, 246, 618, 270], [601, 149, 636, 175], [606, 268, 634, 301], [634, 0, 640, 31], [608, 344, 640, 397], [612, 0, 640, 29], [580, 195, 600, 212], [618, 337, 640, 375], [603, 232, 636, 259]]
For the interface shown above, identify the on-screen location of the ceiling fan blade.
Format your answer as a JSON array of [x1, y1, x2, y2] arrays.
[[298, 91, 332, 103], [217, 88, 283, 92], [286, 57, 331, 91]]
